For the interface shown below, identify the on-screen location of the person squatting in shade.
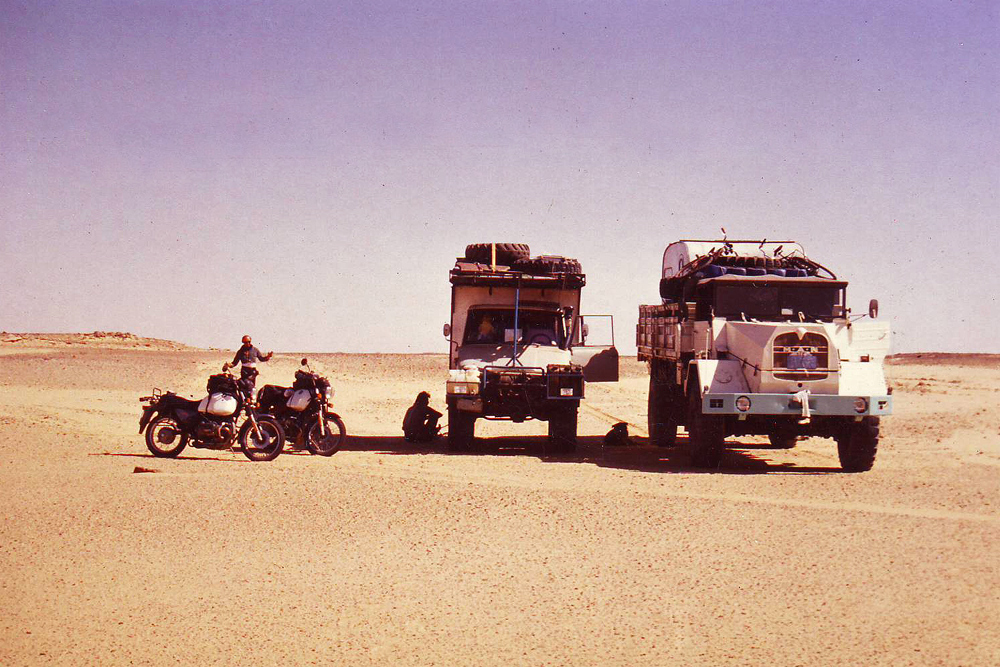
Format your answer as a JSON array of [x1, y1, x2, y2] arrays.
[[403, 391, 442, 442], [231, 335, 273, 389]]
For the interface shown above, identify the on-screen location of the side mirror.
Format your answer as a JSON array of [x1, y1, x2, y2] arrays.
[[868, 299, 879, 319], [443, 323, 452, 338], [301, 358, 308, 366], [581, 323, 590, 342]]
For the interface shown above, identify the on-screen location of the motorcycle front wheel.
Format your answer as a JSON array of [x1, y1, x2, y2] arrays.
[[306, 415, 347, 456], [239, 416, 285, 462], [145, 416, 189, 458]]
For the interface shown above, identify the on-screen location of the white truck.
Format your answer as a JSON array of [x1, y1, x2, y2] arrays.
[[444, 243, 619, 453], [637, 239, 892, 471]]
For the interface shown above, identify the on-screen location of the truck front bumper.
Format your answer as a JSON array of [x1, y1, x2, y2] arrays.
[[702, 393, 892, 418]]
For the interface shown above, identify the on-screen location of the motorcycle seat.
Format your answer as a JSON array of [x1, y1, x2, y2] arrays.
[[161, 394, 202, 411]]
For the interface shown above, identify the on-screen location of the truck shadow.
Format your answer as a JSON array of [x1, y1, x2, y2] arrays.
[[342, 434, 843, 475]]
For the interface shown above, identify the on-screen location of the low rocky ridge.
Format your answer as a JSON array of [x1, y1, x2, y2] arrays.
[[0, 331, 197, 351]]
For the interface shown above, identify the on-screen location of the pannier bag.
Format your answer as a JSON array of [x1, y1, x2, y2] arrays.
[[207, 373, 238, 395], [293, 370, 318, 390], [287, 389, 313, 412], [198, 393, 239, 417]]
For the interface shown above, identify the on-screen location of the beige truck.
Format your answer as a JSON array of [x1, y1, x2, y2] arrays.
[[637, 239, 892, 471], [444, 243, 619, 453]]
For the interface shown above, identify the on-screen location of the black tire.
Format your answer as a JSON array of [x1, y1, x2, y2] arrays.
[[306, 415, 346, 456], [547, 408, 578, 455], [463, 243, 530, 265], [768, 432, 798, 449], [145, 416, 189, 458], [512, 255, 583, 275], [239, 416, 285, 462], [837, 417, 879, 472], [648, 372, 678, 448], [687, 389, 725, 468], [446, 406, 475, 451]]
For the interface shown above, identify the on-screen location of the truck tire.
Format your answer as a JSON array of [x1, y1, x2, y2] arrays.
[[447, 406, 475, 451], [768, 432, 798, 449], [512, 255, 582, 275], [837, 417, 879, 472], [687, 389, 724, 468], [463, 243, 530, 265], [648, 374, 678, 447], [547, 408, 578, 455]]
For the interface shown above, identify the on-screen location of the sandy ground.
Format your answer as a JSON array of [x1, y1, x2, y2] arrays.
[[0, 337, 998, 666]]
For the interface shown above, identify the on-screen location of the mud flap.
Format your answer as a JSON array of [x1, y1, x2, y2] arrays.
[[571, 314, 619, 382], [572, 346, 619, 382]]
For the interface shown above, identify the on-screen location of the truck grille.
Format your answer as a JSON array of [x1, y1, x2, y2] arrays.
[[772, 332, 829, 381]]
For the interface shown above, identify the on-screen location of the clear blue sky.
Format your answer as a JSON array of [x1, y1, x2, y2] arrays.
[[2, 0, 997, 353]]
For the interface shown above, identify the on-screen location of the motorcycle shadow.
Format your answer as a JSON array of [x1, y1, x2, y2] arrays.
[[92, 451, 248, 463]]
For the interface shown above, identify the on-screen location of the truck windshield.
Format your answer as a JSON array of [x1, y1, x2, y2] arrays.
[[713, 283, 844, 320], [464, 309, 565, 347]]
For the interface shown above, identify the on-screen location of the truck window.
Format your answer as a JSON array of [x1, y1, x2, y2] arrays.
[[463, 309, 565, 347], [713, 284, 844, 320]]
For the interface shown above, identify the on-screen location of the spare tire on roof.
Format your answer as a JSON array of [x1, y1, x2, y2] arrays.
[[463, 243, 530, 265], [512, 255, 583, 275]]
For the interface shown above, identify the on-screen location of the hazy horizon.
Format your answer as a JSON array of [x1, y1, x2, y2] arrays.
[[3, 1, 997, 354]]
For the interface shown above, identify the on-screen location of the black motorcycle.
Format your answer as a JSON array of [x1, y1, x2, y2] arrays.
[[139, 364, 285, 462], [257, 358, 347, 456]]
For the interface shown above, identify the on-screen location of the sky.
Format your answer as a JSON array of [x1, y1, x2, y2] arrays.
[[1, 0, 997, 354]]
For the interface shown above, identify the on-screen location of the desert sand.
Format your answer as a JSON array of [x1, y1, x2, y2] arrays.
[[0, 335, 997, 666]]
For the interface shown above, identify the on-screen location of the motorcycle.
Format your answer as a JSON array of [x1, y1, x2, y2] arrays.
[[256, 358, 347, 456], [139, 364, 286, 462]]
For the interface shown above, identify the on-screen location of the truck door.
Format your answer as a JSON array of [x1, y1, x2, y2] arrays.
[[571, 314, 619, 382]]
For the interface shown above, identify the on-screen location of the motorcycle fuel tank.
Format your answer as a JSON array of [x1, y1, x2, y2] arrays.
[[287, 389, 312, 412], [198, 393, 239, 417]]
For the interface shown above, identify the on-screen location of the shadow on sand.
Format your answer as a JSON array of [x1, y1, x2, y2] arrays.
[[341, 433, 844, 475]]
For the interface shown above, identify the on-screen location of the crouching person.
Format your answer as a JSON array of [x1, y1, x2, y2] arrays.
[[403, 392, 442, 442]]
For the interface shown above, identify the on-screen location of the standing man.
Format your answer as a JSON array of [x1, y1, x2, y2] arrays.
[[230, 335, 273, 389]]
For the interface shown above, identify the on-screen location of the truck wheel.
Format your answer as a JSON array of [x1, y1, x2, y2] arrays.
[[463, 243, 530, 265], [447, 407, 475, 451], [648, 375, 678, 447], [547, 408, 578, 455], [768, 432, 798, 449], [837, 417, 879, 472], [687, 390, 724, 468], [512, 255, 582, 275]]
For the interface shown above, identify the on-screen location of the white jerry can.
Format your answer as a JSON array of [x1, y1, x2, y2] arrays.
[[198, 393, 239, 417], [287, 389, 312, 412]]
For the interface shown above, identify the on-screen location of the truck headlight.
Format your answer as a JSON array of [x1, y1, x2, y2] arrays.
[[736, 396, 751, 412], [854, 397, 868, 413], [447, 382, 479, 396]]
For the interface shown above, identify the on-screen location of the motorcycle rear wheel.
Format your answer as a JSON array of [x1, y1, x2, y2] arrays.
[[306, 416, 347, 456], [239, 416, 285, 462], [145, 416, 189, 458]]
